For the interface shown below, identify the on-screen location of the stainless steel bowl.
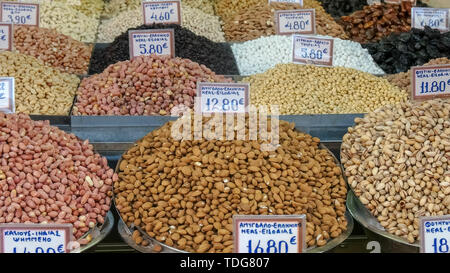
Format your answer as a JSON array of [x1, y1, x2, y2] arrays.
[[70, 211, 114, 253], [346, 190, 419, 253]]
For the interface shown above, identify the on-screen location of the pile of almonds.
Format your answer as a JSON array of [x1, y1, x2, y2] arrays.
[[341, 99, 450, 243], [114, 115, 348, 252], [0, 113, 117, 242], [222, 2, 348, 42], [339, 2, 412, 43]]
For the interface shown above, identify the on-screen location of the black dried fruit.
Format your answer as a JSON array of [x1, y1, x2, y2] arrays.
[[363, 26, 450, 74], [89, 24, 239, 75], [317, 0, 367, 18]]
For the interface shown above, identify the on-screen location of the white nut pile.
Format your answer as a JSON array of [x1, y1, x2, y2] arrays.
[[231, 35, 385, 75], [97, 5, 225, 43], [40, 1, 99, 43], [341, 99, 450, 243]]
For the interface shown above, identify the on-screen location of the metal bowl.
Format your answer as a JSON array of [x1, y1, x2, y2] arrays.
[[70, 211, 115, 253], [346, 190, 419, 253], [114, 140, 353, 253]]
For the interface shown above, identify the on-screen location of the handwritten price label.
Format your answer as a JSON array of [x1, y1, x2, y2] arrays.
[[275, 9, 315, 35], [233, 215, 306, 253], [0, 223, 72, 253], [0, 77, 14, 113], [412, 8, 449, 32], [0, 2, 39, 26], [142, 0, 181, 25], [196, 83, 249, 114], [411, 64, 450, 100], [292, 35, 334, 66], [0, 22, 13, 51], [420, 216, 450, 253], [268, 0, 303, 6], [128, 29, 175, 59]]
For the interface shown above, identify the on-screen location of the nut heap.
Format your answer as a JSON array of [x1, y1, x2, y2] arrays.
[[97, 4, 226, 43], [243, 63, 406, 115], [222, 1, 348, 42], [339, 2, 412, 44], [341, 99, 450, 243], [0, 113, 117, 241], [13, 25, 93, 74], [74, 55, 231, 116], [0, 51, 80, 115], [114, 116, 348, 252], [385, 57, 450, 93]]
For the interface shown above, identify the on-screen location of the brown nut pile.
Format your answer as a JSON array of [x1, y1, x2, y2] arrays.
[[341, 99, 450, 243], [73, 55, 231, 116], [222, 1, 348, 42], [114, 116, 348, 252], [339, 2, 412, 44], [384, 58, 450, 94], [0, 113, 117, 241], [14, 25, 93, 74], [0, 51, 80, 115]]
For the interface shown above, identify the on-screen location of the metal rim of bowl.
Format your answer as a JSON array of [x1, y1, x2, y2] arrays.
[[113, 132, 354, 253], [340, 144, 420, 249], [78, 210, 115, 252]]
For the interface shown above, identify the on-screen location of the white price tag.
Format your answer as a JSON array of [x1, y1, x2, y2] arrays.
[[412, 8, 449, 32], [411, 64, 450, 100], [128, 29, 175, 59], [233, 215, 306, 253], [142, 0, 181, 25], [420, 216, 450, 253], [0, 224, 72, 253], [196, 83, 249, 114], [0, 2, 39, 27], [0, 22, 13, 51], [0, 77, 14, 113], [384, 0, 416, 4], [269, 0, 303, 6], [292, 35, 334, 67], [275, 9, 315, 35]]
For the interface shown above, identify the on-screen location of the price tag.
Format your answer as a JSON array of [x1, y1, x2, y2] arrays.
[[411, 64, 450, 100], [196, 83, 249, 114], [0, 223, 72, 253], [0, 2, 39, 26], [128, 29, 175, 59], [275, 9, 315, 35], [0, 22, 13, 51], [412, 8, 449, 32], [233, 215, 306, 253], [268, 0, 303, 5], [420, 216, 450, 253], [0, 77, 14, 113], [292, 35, 334, 67], [142, 0, 181, 25]]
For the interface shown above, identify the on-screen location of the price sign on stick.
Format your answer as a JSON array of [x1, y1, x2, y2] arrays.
[[0, 22, 13, 51], [292, 35, 334, 67], [142, 0, 181, 25], [275, 9, 315, 35], [196, 83, 249, 114], [128, 29, 175, 59], [0, 77, 14, 113], [420, 216, 450, 253], [411, 64, 450, 100], [0, 223, 72, 253], [411, 8, 449, 32], [0, 2, 39, 27], [233, 215, 306, 253], [269, 0, 303, 5]]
